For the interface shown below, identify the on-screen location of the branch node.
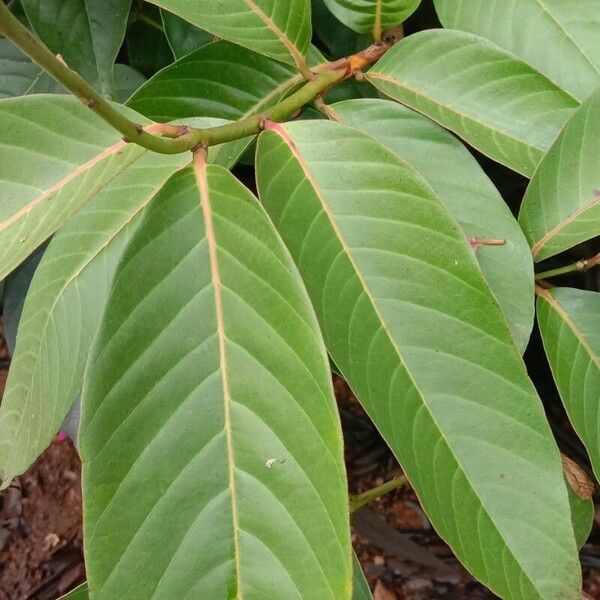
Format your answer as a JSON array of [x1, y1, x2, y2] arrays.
[[85, 98, 95, 108], [56, 53, 67, 66], [134, 123, 143, 135]]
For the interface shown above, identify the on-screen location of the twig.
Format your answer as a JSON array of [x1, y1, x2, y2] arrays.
[[535, 252, 600, 281]]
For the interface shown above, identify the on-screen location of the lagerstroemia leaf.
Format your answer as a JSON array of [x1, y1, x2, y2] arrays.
[[331, 98, 534, 353], [367, 29, 578, 176], [519, 89, 600, 261], [81, 161, 351, 599], [256, 120, 580, 599], [322, 0, 421, 39], [146, 0, 312, 70], [20, 0, 132, 97], [0, 97, 249, 488], [433, 0, 600, 102], [537, 287, 600, 483]]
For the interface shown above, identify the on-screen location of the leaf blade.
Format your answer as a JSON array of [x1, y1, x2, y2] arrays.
[[366, 29, 578, 176], [322, 0, 421, 38], [519, 89, 600, 261], [434, 0, 600, 101], [537, 287, 600, 482], [256, 120, 580, 599], [331, 98, 534, 352], [81, 164, 351, 598], [146, 0, 312, 68], [20, 0, 132, 96]]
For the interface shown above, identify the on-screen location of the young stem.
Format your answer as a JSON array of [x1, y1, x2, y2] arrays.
[[534, 253, 600, 281], [349, 475, 408, 514], [0, 0, 356, 154]]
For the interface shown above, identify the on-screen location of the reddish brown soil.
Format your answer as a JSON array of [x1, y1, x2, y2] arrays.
[[0, 330, 599, 599]]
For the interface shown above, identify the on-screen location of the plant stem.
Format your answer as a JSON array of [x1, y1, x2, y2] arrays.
[[0, 0, 360, 154], [349, 475, 408, 514], [535, 253, 600, 281]]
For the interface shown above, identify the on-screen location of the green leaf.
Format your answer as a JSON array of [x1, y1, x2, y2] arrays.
[[146, 0, 312, 69], [353, 553, 372, 600], [0, 106, 248, 488], [567, 483, 594, 549], [332, 98, 534, 353], [81, 162, 351, 599], [20, 0, 132, 97], [537, 287, 600, 483], [113, 64, 146, 103], [128, 41, 320, 123], [161, 9, 213, 58], [0, 96, 150, 281], [58, 583, 88, 600], [127, 18, 174, 78], [256, 120, 580, 599], [0, 38, 63, 97], [433, 0, 600, 102], [366, 29, 578, 176], [519, 89, 600, 261], [323, 0, 420, 38]]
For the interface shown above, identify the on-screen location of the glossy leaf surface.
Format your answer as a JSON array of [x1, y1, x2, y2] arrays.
[[82, 163, 351, 599], [434, 0, 600, 101], [519, 90, 600, 261], [146, 0, 312, 68], [332, 98, 534, 352], [537, 287, 600, 482], [322, 0, 420, 38], [0, 108, 246, 488], [367, 29, 578, 176], [256, 120, 580, 599], [20, 0, 132, 96]]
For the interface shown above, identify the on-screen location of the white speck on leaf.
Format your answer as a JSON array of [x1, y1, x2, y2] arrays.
[[265, 458, 277, 469]]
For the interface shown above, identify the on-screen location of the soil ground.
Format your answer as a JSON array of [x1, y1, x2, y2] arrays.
[[1, 327, 600, 599]]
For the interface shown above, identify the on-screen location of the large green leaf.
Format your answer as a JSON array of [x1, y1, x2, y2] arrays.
[[332, 98, 534, 352], [81, 161, 351, 598], [519, 90, 600, 261], [146, 0, 312, 69], [0, 104, 248, 488], [161, 9, 213, 58], [366, 29, 578, 176], [434, 0, 600, 102], [20, 0, 132, 97], [128, 41, 320, 122], [537, 287, 600, 483], [256, 120, 580, 599], [322, 0, 420, 38]]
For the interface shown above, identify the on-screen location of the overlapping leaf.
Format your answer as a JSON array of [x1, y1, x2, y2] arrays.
[[161, 9, 213, 58], [322, 0, 420, 39], [128, 41, 321, 122], [146, 0, 312, 69], [0, 96, 157, 280], [434, 0, 600, 101], [58, 584, 88, 600], [519, 89, 600, 261], [366, 29, 578, 176], [0, 96, 248, 487], [353, 554, 372, 600], [256, 120, 580, 599], [81, 162, 351, 599], [332, 98, 534, 352], [20, 0, 132, 97], [537, 287, 600, 483], [0, 38, 63, 97]]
